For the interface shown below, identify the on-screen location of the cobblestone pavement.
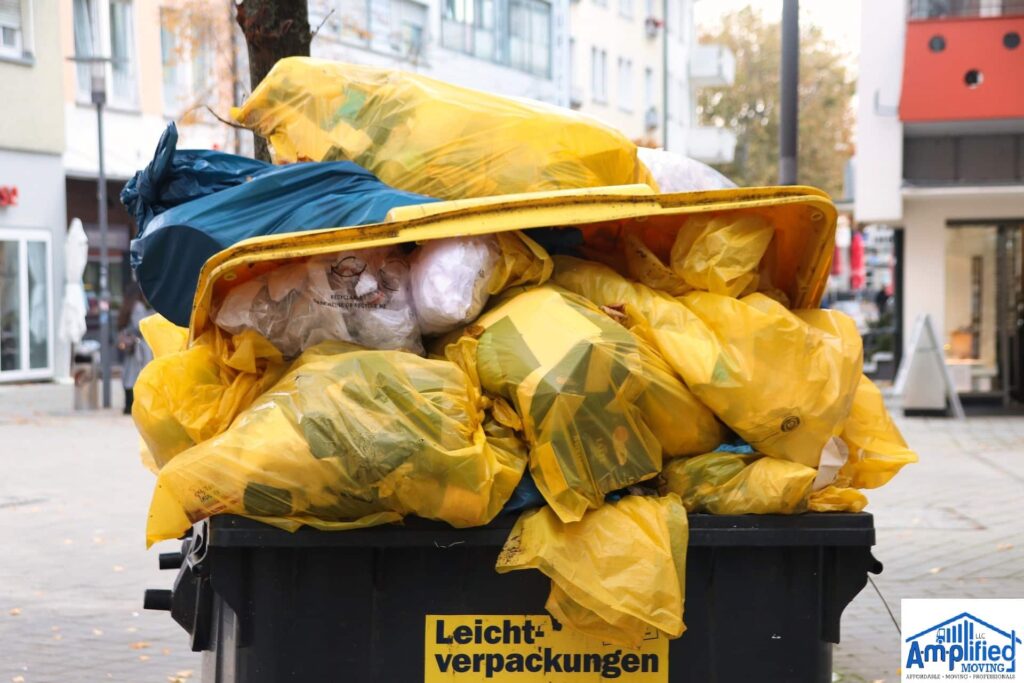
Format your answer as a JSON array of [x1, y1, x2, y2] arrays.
[[1, 382, 1022, 682]]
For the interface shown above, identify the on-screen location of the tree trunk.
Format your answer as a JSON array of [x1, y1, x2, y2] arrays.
[[236, 0, 311, 162]]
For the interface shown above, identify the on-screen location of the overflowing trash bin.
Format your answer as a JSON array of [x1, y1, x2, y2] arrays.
[[131, 57, 917, 682], [145, 513, 880, 683]]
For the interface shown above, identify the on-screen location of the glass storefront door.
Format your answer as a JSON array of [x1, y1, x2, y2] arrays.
[[944, 223, 1024, 405], [0, 230, 52, 381]]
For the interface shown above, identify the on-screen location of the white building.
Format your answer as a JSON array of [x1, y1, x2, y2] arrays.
[[568, 0, 734, 163], [0, 0, 68, 382], [855, 0, 1024, 407]]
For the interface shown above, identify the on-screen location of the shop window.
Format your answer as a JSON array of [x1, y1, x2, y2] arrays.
[[0, 232, 51, 379], [945, 226, 997, 393]]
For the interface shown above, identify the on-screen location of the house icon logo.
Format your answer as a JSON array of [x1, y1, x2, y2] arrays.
[[904, 611, 1021, 677]]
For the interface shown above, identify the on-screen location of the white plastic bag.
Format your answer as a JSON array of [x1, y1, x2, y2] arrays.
[[410, 236, 500, 336], [215, 247, 423, 357], [637, 147, 736, 193]]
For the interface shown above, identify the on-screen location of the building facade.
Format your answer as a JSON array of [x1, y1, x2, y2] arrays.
[[59, 0, 241, 344], [568, 0, 734, 162], [308, 0, 570, 105], [855, 0, 1024, 405], [0, 0, 68, 382]]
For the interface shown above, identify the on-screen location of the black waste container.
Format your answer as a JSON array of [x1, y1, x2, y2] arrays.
[[146, 513, 880, 683]]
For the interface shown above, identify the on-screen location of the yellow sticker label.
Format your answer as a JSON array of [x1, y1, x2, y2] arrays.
[[424, 615, 668, 681]]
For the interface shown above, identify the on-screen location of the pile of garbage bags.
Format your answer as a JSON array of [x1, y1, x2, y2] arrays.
[[128, 58, 916, 648]]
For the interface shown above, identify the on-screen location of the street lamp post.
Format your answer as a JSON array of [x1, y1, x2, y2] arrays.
[[90, 60, 112, 409], [68, 56, 114, 408]]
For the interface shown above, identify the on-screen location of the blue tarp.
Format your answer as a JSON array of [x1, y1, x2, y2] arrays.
[[123, 124, 437, 327]]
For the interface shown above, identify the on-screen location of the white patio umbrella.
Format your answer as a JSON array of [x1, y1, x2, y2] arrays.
[[59, 218, 89, 344]]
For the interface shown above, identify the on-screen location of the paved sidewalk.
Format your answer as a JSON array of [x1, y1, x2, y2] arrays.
[[0, 383, 200, 683], [834, 415, 1024, 682], [1, 382, 1021, 682]]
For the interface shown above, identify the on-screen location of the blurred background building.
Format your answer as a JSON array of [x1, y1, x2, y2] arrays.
[[855, 0, 1024, 406], [0, 0, 67, 383]]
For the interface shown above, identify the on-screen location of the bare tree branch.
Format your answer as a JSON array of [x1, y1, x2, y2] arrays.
[[311, 9, 335, 40], [204, 105, 249, 130]]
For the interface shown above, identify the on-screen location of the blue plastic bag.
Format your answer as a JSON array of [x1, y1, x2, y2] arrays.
[[124, 127, 437, 327], [121, 124, 269, 233]]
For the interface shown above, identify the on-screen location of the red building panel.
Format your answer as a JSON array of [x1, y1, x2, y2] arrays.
[[900, 15, 1024, 122]]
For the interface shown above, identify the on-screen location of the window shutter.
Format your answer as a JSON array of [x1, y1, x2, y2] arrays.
[[0, 0, 22, 28]]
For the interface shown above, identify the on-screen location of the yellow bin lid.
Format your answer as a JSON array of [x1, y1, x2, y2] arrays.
[[187, 184, 837, 342]]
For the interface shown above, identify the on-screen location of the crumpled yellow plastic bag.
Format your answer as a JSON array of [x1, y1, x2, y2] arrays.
[[662, 452, 816, 514], [496, 494, 687, 647], [146, 342, 527, 546], [623, 214, 775, 298], [661, 451, 868, 514], [445, 285, 725, 523], [231, 58, 657, 199], [552, 256, 863, 469], [838, 375, 918, 489], [132, 321, 287, 470]]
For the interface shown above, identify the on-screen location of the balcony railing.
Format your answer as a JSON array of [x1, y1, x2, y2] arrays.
[[908, 0, 1024, 19], [689, 44, 736, 89]]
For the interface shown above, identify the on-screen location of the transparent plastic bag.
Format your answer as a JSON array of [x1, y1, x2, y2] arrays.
[[132, 322, 287, 470], [410, 236, 500, 336], [146, 343, 528, 545], [623, 214, 775, 298], [215, 247, 423, 357], [496, 494, 688, 647], [444, 285, 725, 523], [636, 147, 736, 193], [231, 58, 658, 199], [661, 451, 868, 515], [552, 256, 863, 469]]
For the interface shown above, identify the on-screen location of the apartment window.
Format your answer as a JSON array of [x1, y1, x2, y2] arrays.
[[443, 0, 552, 77], [73, 0, 99, 100], [443, 0, 498, 62], [0, 0, 23, 58], [509, 0, 550, 77], [387, 0, 427, 59], [618, 56, 632, 111], [645, 0, 654, 17], [73, 0, 138, 107], [591, 47, 607, 103], [160, 10, 215, 116], [619, 0, 632, 18], [109, 0, 136, 106]]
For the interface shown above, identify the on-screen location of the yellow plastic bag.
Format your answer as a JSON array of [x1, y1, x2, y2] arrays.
[[552, 256, 863, 469], [138, 314, 188, 358], [623, 214, 775, 298], [445, 285, 725, 523], [496, 494, 688, 647], [807, 485, 867, 512], [661, 452, 817, 514], [231, 58, 657, 199], [132, 323, 287, 470], [838, 375, 918, 489], [146, 343, 527, 546]]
